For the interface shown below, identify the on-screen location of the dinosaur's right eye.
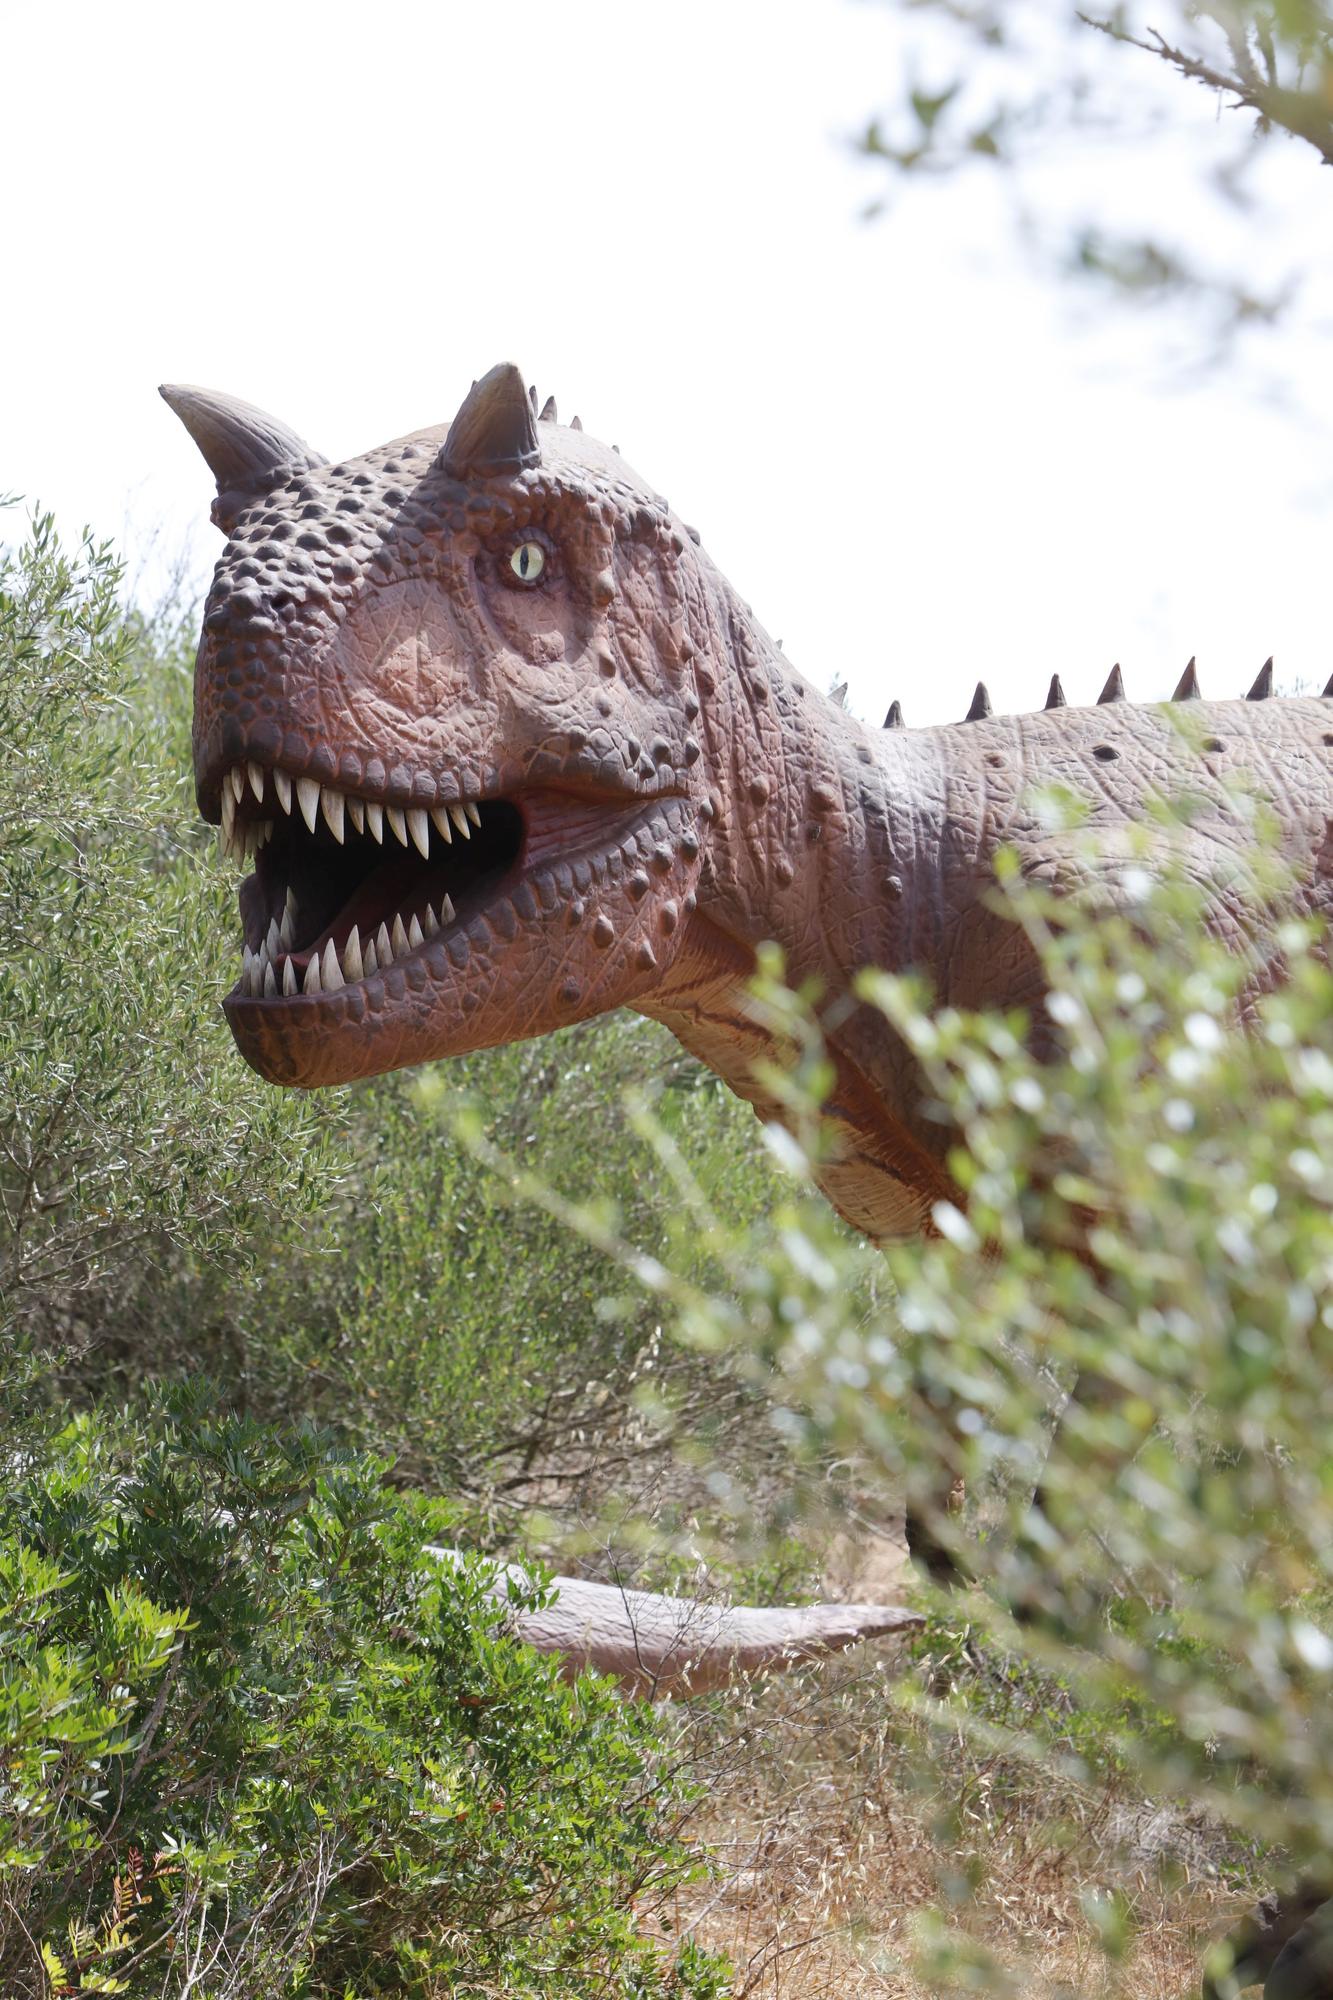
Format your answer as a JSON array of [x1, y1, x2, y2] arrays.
[[509, 541, 546, 584]]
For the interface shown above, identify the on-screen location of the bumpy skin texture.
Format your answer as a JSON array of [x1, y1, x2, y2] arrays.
[[173, 368, 1333, 1247]]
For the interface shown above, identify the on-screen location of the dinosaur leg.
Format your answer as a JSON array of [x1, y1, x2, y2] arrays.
[[1200, 1881, 1333, 1997], [904, 1482, 970, 1587], [1263, 1896, 1333, 1999]]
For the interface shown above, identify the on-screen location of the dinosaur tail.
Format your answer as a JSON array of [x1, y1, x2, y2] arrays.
[[426, 1545, 922, 1696]]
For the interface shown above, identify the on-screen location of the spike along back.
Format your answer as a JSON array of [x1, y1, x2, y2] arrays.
[[166, 364, 1333, 1245]]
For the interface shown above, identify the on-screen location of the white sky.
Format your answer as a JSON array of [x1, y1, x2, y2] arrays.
[[6, 0, 1332, 727]]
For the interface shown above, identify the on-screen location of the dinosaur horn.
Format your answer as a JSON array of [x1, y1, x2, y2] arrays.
[[1172, 657, 1201, 701], [570, 414, 583, 431], [528, 383, 539, 414], [1247, 656, 1274, 700], [963, 681, 992, 721], [159, 384, 327, 528], [883, 699, 905, 728], [443, 364, 541, 480], [1098, 664, 1126, 704], [539, 394, 558, 423], [1322, 671, 1333, 698], [1044, 674, 1066, 710]]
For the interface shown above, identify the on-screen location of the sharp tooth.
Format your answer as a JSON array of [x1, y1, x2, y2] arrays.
[[430, 807, 453, 844], [441, 893, 456, 924], [229, 766, 246, 805], [366, 801, 384, 843], [347, 796, 365, 834], [322, 938, 344, 989], [279, 907, 294, 947], [386, 805, 408, 845], [296, 776, 321, 834], [449, 804, 470, 839], [255, 820, 273, 850], [221, 786, 236, 847], [343, 925, 364, 981], [408, 913, 424, 949], [465, 801, 482, 828], [321, 788, 345, 844], [285, 886, 298, 917], [303, 953, 322, 994], [283, 956, 297, 996], [423, 904, 439, 936], [377, 920, 394, 966], [266, 917, 282, 959], [363, 939, 378, 976], [391, 913, 410, 957], [274, 768, 292, 815], [407, 807, 431, 858], [247, 761, 265, 803], [242, 944, 255, 992], [263, 961, 277, 996]]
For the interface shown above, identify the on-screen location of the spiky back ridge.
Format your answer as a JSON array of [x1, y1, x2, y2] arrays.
[[881, 657, 1298, 732]]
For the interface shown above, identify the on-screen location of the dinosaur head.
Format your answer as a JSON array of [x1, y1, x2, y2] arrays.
[[167, 364, 714, 1087]]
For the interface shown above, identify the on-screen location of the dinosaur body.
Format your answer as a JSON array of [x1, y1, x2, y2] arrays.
[[166, 367, 1333, 1247]]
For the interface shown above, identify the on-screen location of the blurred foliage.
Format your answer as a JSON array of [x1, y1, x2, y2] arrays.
[[0, 1384, 729, 1999], [499, 786, 1333, 1989], [859, 0, 1333, 343]]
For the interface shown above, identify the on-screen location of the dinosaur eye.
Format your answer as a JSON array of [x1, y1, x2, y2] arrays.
[[509, 540, 546, 584]]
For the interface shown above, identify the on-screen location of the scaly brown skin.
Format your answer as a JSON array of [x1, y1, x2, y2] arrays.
[[168, 365, 1333, 1248]]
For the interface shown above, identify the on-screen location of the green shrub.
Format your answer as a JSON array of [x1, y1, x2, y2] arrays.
[[0, 1386, 727, 1998], [0, 506, 340, 1358]]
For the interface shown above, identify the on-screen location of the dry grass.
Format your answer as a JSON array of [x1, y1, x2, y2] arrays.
[[645, 1652, 1252, 1999], [536, 1438, 1260, 1996]]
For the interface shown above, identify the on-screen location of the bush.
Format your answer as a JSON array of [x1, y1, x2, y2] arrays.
[[0, 505, 340, 1359], [0, 1387, 728, 1998], [507, 790, 1333, 1988]]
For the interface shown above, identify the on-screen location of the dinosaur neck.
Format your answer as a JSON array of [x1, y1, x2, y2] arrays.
[[643, 580, 965, 1238]]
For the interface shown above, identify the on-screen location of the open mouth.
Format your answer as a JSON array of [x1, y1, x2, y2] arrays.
[[218, 762, 526, 998]]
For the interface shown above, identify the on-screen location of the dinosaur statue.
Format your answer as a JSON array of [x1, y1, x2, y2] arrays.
[[166, 367, 1333, 1989], [163, 365, 1333, 1249]]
